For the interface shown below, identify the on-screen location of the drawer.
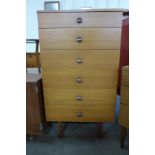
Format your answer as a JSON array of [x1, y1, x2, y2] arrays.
[[45, 105, 115, 122], [120, 85, 129, 106], [39, 28, 121, 50], [42, 69, 118, 89], [119, 104, 129, 128], [40, 50, 120, 69], [38, 12, 122, 28], [43, 88, 117, 106]]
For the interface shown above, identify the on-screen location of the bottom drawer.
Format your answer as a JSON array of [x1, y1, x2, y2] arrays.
[[119, 104, 129, 128], [45, 105, 115, 122]]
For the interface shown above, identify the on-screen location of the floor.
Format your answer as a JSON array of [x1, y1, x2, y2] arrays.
[[26, 95, 129, 155]]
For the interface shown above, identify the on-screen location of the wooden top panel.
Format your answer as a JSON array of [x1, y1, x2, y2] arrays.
[[26, 73, 41, 83], [37, 9, 124, 13]]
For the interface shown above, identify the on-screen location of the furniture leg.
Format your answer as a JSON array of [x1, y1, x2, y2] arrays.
[[120, 126, 126, 148], [57, 122, 64, 138], [96, 123, 103, 138]]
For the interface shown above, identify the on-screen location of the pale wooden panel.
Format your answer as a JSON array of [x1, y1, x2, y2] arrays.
[[40, 50, 120, 69], [43, 88, 117, 105], [120, 85, 129, 106], [45, 105, 115, 122], [39, 28, 121, 50], [38, 12, 122, 28], [42, 69, 118, 89], [119, 104, 129, 128], [43, 77, 117, 89]]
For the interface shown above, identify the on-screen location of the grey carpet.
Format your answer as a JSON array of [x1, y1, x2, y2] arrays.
[[26, 96, 129, 155]]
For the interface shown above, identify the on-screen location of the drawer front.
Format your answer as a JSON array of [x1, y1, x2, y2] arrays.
[[40, 50, 120, 69], [43, 88, 117, 106], [45, 105, 115, 122], [42, 69, 118, 89], [38, 12, 122, 28], [120, 85, 129, 106], [119, 104, 129, 128], [43, 77, 117, 89], [39, 28, 121, 50]]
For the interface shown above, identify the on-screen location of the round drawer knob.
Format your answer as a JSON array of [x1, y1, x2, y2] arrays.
[[76, 95, 83, 101], [77, 112, 83, 117], [76, 58, 83, 64], [76, 77, 83, 83], [77, 17, 82, 24], [76, 37, 83, 43]]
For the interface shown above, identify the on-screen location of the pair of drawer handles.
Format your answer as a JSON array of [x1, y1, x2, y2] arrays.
[[76, 17, 83, 43]]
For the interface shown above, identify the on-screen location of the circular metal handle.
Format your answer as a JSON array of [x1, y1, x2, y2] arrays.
[[76, 95, 82, 101], [76, 58, 83, 64], [77, 112, 83, 117], [76, 37, 83, 43], [77, 17, 82, 24], [76, 77, 83, 83]]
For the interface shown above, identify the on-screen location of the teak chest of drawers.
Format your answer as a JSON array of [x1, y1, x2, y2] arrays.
[[37, 9, 122, 133]]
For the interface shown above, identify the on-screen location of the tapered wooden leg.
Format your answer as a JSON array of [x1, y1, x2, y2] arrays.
[[57, 122, 64, 138], [96, 123, 103, 138], [120, 126, 126, 148]]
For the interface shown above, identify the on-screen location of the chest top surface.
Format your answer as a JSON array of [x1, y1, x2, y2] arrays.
[[37, 9, 124, 13]]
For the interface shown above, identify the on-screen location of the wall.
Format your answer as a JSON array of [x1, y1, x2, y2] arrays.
[[26, 0, 129, 51]]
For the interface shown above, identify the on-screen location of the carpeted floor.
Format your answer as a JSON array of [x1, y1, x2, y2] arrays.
[[26, 96, 129, 155]]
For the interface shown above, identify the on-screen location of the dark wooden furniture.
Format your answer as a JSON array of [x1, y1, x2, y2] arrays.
[[117, 17, 129, 94], [119, 66, 129, 148], [26, 39, 41, 73], [26, 73, 46, 135]]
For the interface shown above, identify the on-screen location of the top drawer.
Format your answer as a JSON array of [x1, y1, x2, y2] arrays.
[[38, 12, 122, 28]]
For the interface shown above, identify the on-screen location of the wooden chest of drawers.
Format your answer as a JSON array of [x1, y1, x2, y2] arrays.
[[37, 9, 122, 123]]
